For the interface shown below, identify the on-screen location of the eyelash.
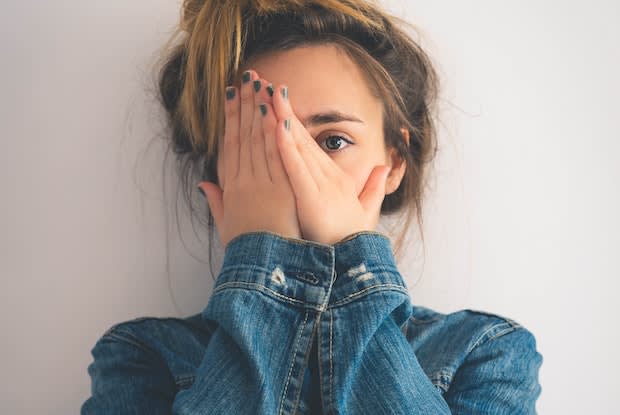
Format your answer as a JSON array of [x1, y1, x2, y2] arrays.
[[318, 134, 354, 153]]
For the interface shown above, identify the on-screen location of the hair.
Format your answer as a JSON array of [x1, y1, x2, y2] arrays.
[[154, 0, 440, 282]]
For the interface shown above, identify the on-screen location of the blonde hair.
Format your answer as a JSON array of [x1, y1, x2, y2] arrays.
[[155, 0, 440, 268]]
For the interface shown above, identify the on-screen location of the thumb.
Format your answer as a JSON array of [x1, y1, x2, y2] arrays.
[[198, 182, 224, 232], [358, 165, 390, 214]]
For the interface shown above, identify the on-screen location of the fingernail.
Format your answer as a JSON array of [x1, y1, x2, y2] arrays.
[[284, 118, 291, 131], [253, 80, 261, 92], [281, 86, 288, 100], [197, 185, 206, 198], [259, 103, 268, 117], [225, 87, 236, 100], [266, 84, 274, 97], [242, 71, 251, 83]]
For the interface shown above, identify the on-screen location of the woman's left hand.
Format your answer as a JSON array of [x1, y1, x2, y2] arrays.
[[267, 84, 391, 245]]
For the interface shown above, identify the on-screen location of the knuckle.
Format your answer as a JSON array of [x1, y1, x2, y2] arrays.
[[225, 101, 239, 118], [265, 146, 277, 162], [253, 88, 263, 104], [300, 139, 313, 154], [223, 135, 237, 151], [302, 137, 312, 149], [250, 127, 262, 144], [240, 85, 254, 102]]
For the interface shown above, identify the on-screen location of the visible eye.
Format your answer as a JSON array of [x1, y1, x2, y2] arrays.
[[318, 134, 354, 153]]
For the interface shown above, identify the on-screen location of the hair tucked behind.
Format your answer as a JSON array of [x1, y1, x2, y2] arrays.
[[155, 0, 440, 274]]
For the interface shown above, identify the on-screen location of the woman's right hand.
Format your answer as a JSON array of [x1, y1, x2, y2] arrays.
[[197, 70, 301, 249]]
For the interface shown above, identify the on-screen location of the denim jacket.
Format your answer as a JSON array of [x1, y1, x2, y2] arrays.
[[81, 231, 543, 414]]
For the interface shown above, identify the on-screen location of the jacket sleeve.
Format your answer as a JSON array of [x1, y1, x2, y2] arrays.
[[444, 326, 543, 414], [329, 231, 542, 414], [328, 231, 454, 414], [81, 231, 338, 415], [81, 327, 177, 414]]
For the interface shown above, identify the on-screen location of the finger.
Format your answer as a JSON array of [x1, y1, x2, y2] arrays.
[[358, 165, 391, 215], [254, 79, 275, 104], [273, 85, 333, 185], [223, 86, 240, 180], [239, 69, 257, 177], [263, 82, 275, 103], [260, 101, 286, 182], [250, 78, 270, 179], [289, 117, 332, 188], [276, 118, 319, 199]]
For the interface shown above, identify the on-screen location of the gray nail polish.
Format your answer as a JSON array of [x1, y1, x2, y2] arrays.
[[225, 87, 236, 100], [242, 71, 251, 83]]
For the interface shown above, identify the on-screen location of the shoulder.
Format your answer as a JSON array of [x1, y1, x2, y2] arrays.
[[403, 306, 542, 394], [99, 313, 213, 345], [89, 313, 216, 386], [407, 306, 528, 347], [82, 314, 216, 412], [95, 312, 216, 355], [406, 305, 529, 340]]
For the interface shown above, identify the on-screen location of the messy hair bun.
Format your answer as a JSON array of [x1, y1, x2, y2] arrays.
[[156, 0, 439, 264]]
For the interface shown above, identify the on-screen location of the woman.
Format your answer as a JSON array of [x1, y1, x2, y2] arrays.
[[81, 0, 543, 413]]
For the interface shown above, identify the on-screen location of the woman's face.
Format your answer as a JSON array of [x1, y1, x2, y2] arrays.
[[217, 43, 406, 200]]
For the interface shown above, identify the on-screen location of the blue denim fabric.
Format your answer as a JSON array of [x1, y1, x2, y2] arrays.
[[81, 231, 543, 414]]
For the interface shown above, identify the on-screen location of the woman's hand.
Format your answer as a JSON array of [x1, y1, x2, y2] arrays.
[[269, 84, 391, 246], [198, 71, 301, 249]]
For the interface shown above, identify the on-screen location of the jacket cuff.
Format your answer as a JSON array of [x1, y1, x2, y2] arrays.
[[333, 231, 397, 276], [220, 231, 397, 284], [221, 231, 334, 277]]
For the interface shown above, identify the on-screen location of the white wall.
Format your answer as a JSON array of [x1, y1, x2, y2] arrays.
[[1, 1, 618, 413]]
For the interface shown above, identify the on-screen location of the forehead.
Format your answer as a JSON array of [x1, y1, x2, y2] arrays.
[[245, 44, 382, 124]]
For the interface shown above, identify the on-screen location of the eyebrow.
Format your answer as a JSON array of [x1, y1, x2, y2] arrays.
[[301, 110, 365, 127]]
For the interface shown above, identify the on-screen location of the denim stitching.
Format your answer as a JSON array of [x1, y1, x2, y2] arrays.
[[320, 268, 337, 311], [408, 314, 444, 324], [317, 313, 324, 411], [487, 326, 516, 342], [102, 317, 152, 337], [465, 308, 523, 329], [103, 330, 156, 356], [212, 282, 325, 311], [348, 265, 400, 275], [279, 311, 309, 415], [219, 264, 273, 274], [293, 320, 319, 412], [329, 284, 409, 307], [329, 309, 334, 412], [220, 266, 322, 286], [220, 264, 399, 281], [468, 322, 512, 354], [334, 230, 389, 245]]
